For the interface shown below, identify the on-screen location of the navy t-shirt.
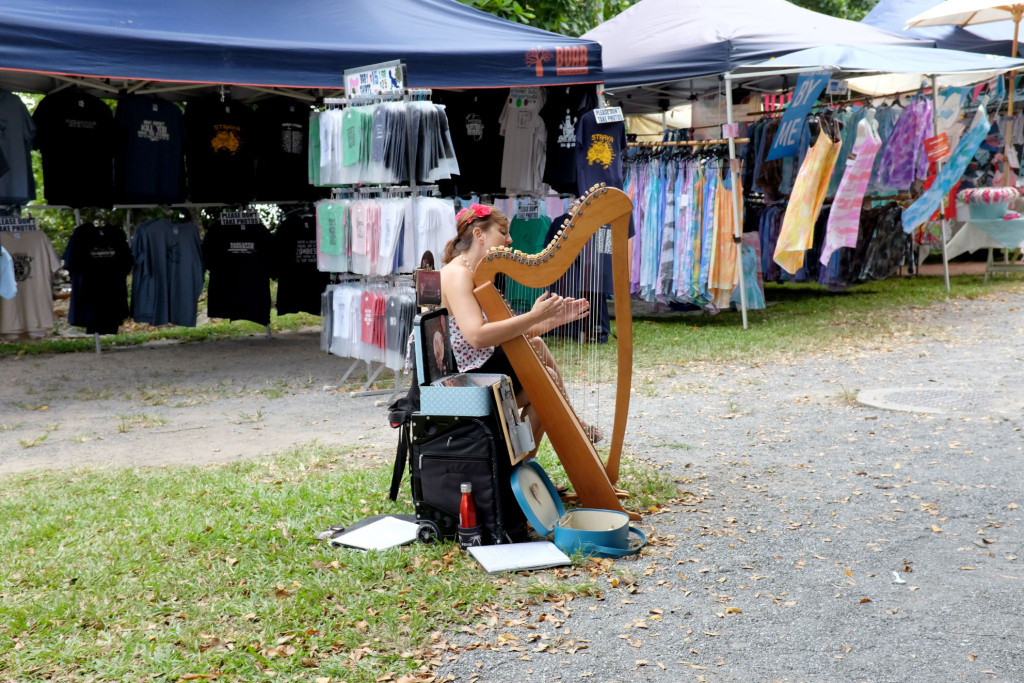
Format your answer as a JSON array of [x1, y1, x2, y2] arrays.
[[33, 88, 115, 208], [575, 110, 627, 194], [114, 95, 186, 204]]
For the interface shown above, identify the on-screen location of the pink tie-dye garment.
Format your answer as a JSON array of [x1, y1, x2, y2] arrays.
[[820, 130, 882, 265]]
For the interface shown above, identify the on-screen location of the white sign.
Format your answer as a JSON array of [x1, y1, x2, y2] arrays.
[[344, 60, 405, 97], [594, 107, 624, 124]]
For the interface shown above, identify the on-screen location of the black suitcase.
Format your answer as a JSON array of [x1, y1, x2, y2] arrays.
[[410, 413, 525, 545]]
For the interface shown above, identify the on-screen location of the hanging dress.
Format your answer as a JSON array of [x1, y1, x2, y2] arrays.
[[774, 127, 840, 275], [708, 168, 742, 308], [820, 125, 882, 265]]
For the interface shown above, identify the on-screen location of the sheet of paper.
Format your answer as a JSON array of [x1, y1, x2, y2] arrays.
[[332, 516, 419, 550], [469, 541, 571, 574]]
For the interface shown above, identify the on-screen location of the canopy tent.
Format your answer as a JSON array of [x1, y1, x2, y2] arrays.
[[725, 44, 1024, 297], [0, 0, 602, 99], [581, 0, 928, 113], [862, 0, 1016, 54]]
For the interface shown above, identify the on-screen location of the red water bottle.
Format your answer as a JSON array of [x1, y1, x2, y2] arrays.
[[458, 482, 482, 549]]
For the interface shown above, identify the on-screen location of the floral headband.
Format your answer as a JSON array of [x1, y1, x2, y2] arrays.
[[456, 204, 492, 225]]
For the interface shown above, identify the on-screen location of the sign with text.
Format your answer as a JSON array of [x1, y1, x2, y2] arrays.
[[923, 133, 951, 163], [766, 72, 830, 161], [344, 60, 405, 98]]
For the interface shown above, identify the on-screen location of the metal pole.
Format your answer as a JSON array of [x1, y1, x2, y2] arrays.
[[724, 72, 749, 329], [932, 75, 951, 293]]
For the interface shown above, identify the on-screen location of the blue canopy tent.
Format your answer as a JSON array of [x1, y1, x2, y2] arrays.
[[582, 0, 928, 113], [0, 0, 602, 98], [862, 0, 1016, 55]]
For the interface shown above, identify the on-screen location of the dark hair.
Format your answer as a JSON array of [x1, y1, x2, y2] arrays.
[[442, 205, 510, 264]]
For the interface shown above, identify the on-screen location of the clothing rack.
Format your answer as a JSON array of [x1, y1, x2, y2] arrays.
[[628, 138, 749, 147]]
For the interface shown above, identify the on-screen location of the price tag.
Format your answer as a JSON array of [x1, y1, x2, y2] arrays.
[[594, 107, 624, 124], [721, 122, 740, 139], [826, 79, 848, 96]]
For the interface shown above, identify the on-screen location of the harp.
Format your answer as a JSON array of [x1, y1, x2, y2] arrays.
[[472, 185, 639, 521]]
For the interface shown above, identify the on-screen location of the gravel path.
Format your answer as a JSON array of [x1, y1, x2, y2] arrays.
[[2, 286, 1023, 682]]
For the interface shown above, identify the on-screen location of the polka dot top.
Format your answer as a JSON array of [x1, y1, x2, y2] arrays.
[[450, 314, 494, 372]]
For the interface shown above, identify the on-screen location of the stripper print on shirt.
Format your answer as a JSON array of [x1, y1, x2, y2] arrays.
[[586, 133, 615, 170]]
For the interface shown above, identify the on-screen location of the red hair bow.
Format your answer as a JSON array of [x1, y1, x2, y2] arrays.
[[456, 203, 492, 223]]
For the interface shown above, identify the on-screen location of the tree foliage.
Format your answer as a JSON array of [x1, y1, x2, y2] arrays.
[[459, 0, 877, 36]]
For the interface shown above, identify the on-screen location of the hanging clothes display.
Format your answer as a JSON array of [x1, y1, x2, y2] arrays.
[[540, 85, 599, 194], [774, 118, 841, 275], [820, 113, 882, 265], [315, 196, 456, 276], [0, 229, 59, 337], [113, 95, 187, 204], [63, 222, 132, 334], [32, 88, 115, 208], [321, 281, 415, 371], [874, 97, 932, 192], [433, 89, 505, 196], [131, 218, 204, 327], [202, 219, 276, 326], [902, 98, 993, 232], [708, 171, 741, 309]]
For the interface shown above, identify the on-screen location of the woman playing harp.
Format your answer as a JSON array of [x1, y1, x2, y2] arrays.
[[439, 203, 602, 455]]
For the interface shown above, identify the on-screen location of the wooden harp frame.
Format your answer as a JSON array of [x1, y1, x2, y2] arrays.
[[472, 185, 638, 521]]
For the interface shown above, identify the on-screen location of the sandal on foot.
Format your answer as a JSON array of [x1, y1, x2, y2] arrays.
[[582, 423, 603, 444]]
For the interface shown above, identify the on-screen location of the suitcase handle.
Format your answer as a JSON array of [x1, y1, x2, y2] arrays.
[[577, 526, 647, 559]]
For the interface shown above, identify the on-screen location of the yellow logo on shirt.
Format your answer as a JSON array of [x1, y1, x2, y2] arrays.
[[586, 133, 615, 170]]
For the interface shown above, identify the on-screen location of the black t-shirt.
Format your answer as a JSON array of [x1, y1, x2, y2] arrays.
[[185, 98, 257, 204], [202, 221, 275, 325], [433, 89, 505, 196], [575, 110, 627, 194], [63, 222, 132, 334], [33, 88, 115, 208], [274, 214, 330, 316], [254, 97, 313, 201], [113, 95, 186, 204], [541, 85, 598, 195]]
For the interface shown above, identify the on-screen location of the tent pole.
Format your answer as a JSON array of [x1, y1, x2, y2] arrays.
[[932, 75, 951, 294], [724, 72, 749, 330]]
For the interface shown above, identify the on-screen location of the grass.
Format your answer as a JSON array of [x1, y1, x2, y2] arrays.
[[0, 312, 321, 359], [0, 442, 676, 681]]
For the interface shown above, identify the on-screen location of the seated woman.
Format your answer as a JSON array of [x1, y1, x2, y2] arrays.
[[439, 203, 598, 454]]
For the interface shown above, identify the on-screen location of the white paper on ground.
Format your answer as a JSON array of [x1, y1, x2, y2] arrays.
[[469, 541, 572, 574], [331, 516, 419, 550]]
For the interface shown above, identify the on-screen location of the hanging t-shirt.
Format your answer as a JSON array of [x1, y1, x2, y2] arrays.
[[33, 88, 115, 208], [131, 218, 204, 327], [504, 215, 549, 312], [202, 221, 275, 326], [275, 214, 330, 316], [185, 97, 257, 203], [499, 88, 547, 196], [576, 110, 627, 194], [254, 97, 313, 201], [114, 95, 186, 204], [433, 90, 505, 196], [542, 85, 598, 195], [63, 222, 132, 334], [0, 90, 37, 205], [0, 230, 60, 337]]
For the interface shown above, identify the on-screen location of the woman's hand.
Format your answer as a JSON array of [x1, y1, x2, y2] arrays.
[[531, 291, 566, 323], [553, 297, 590, 325]]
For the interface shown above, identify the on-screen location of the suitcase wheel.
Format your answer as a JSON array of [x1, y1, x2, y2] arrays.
[[417, 521, 441, 544]]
